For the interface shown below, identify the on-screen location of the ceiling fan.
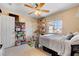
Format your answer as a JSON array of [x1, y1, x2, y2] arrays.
[[24, 3, 49, 16]]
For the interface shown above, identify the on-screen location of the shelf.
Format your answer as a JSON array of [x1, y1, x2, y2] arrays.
[[15, 22, 26, 46]]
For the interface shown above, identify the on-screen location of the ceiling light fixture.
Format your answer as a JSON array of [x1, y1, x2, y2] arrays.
[[34, 11, 41, 16]]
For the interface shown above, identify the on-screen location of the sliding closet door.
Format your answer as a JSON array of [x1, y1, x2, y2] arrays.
[[6, 16, 15, 48], [1, 16, 15, 48], [1, 16, 7, 48]]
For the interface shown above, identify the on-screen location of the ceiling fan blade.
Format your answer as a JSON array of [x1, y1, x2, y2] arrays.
[[28, 11, 34, 14], [41, 10, 49, 13], [35, 3, 38, 8], [24, 4, 34, 9], [36, 3, 45, 9]]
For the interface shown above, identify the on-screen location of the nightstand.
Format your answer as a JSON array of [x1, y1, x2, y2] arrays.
[[71, 45, 79, 56]]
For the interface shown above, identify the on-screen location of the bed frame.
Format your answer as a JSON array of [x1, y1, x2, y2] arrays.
[[42, 46, 59, 56], [71, 45, 79, 56]]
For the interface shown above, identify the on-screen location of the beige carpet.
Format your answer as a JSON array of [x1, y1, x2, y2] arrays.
[[3, 44, 50, 56]]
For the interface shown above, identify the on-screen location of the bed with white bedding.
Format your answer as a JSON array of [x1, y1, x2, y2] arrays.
[[39, 33, 79, 56]]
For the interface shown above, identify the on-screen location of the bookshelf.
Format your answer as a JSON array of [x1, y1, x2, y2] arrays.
[[15, 22, 26, 46]]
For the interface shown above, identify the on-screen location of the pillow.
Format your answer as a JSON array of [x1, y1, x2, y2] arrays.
[[71, 34, 79, 41], [65, 34, 74, 40], [73, 32, 79, 35]]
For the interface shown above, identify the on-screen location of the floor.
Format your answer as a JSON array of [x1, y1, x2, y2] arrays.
[[2, 44, 79, 56], [3, 44, 50, 56]]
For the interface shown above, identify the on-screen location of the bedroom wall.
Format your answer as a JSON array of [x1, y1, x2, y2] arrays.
[[19, 16, 38, 38], [42, 6, 79, 34]]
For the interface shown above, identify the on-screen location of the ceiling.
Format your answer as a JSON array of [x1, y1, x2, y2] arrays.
[[0, 3, 79, 19]]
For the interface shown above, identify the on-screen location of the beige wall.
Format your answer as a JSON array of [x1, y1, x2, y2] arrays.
[[19, 16, 38, 38], [43, 6, 79, 34]]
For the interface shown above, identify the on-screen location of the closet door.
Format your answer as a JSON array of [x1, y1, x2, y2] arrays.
[[1, 16, 7, 48], [1, 16, 15, 48], [6, 16, 15, 48]]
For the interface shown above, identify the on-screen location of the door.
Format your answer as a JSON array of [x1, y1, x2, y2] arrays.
[[1, 16, 15, 48], [6, 16, 15, 48], [1, 16, 7, 48]]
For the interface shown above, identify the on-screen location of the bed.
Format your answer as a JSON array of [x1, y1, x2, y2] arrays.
[[39, 33, 79, 56]]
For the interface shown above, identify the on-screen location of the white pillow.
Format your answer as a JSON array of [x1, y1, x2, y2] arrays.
[[70, 34, 79, 45], [71, 34, 79, 41], [64, 33, 74, 40], [73, 32, 79, 35]]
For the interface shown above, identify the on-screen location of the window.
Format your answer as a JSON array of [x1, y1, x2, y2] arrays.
[[48, 18, 62, 33], [48, 25, 53, 33]]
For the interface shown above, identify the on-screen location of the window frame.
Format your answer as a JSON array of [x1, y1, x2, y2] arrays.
[[48, 18, 62, 33]]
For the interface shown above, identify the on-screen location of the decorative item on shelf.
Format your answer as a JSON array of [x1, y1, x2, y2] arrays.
[[21, 40, 27, 45], [18, 36, 24, 40], [15, 40, 21, 46], [15, 27, 21, 31]]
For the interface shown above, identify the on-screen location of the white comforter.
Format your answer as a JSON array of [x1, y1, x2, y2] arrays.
[[39, 34, 72, 56]]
